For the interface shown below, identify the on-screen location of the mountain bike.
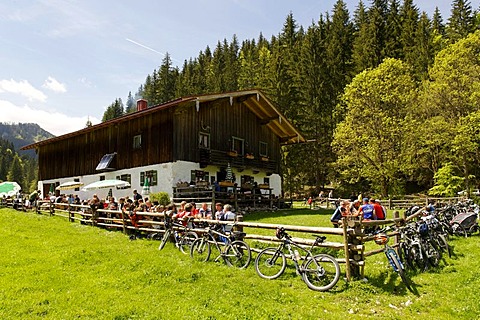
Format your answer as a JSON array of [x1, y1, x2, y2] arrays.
[[190, 223, 251, 269], [254, 227, 340, 292], [157, 216, 198, 254], [373, 227, 413, 292]]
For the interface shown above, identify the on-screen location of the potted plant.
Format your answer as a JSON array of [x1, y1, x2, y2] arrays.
[[260, 156, 269, 162], [245, 153, 254, 160], [227, 150, 238, 157]]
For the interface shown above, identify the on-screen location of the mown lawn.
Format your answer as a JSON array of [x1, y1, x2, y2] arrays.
[[0, 207, 479, 319]]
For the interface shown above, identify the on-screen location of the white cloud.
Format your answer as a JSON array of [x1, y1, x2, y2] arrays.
[[43, 76, 67, 93], [0, 100, 100, 136], [0, 79, 47, 102]]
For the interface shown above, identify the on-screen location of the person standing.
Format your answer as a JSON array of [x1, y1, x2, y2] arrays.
[[133, 189, 142, 201]]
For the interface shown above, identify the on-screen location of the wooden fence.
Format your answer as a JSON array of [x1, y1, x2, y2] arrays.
[[2, 199, 429, 282]]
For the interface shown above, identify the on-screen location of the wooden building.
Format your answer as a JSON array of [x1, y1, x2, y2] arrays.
[[22, 90, 305, 202]]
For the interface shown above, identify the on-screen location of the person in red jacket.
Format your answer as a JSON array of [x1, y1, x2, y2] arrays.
[[370, 198, 385, 220]]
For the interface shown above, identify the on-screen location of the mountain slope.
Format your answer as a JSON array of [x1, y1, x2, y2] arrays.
[[0, 123, 55, 158]]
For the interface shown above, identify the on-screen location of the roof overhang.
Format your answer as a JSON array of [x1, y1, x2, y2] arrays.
[[21, 89, 305, 150]]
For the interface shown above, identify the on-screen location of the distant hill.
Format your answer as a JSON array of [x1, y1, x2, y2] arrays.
[[0, 123, 55, 158]]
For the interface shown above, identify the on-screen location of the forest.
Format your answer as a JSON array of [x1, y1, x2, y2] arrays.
[[102, 0, 480, 198]]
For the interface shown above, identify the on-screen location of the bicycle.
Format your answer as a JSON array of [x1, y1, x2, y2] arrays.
[[157, 216, 198, 254], [190, 223, 251, 269], [254, 227, 340, 292], [373, 227, 413, 292]]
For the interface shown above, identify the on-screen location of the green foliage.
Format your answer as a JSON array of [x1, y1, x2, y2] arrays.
[[149, 191, 170, 206], [428, 162, 464, 196], [102, 98, 124, 122], [332, 58, 416, 196]]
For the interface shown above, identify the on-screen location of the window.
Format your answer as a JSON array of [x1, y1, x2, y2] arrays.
[[191, 170, 209, 184], [116, 174, 132, 189], [96, 153, 116, 171], [199, 132, 210, 149], [259, 141, 268, 157], [100, 176, 105, 181], [232, 137, 244, 155], [263, 177, 270, 185], [74, 178, 80, 191], [140, 170, 157, 186], [133, 134, 142, 149]]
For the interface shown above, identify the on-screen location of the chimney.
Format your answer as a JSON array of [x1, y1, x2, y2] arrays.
[[137, 99, 148, 111]]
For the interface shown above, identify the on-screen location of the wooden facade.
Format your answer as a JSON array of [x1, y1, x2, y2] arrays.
[[23, 90, 305, 186]]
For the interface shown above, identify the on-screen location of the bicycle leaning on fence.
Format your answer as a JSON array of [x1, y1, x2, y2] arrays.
[[190, 223, 251, 269], [373, 226, 413, 292], [157, 216, 198, 254], [254, 227, 340, 292]]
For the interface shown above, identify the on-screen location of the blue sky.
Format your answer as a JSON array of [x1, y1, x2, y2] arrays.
[[0, 0, 474, 136]]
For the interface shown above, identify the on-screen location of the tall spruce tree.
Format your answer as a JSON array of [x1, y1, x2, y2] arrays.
[[102, 98, 124, 122], [447, 0, 476, 42], [384, 0, 403, 59]]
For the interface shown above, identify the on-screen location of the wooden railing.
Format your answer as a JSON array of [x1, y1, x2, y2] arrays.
[[4, 200, 432, 282]]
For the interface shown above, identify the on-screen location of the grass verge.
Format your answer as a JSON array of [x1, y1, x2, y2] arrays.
[[0, 208, 479, 319]]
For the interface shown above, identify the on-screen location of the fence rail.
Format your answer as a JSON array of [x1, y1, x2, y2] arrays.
[[2, 199, 434, 282]]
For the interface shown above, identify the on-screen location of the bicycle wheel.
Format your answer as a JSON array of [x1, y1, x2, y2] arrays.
[[399, 242, 415, 271], [301, 254, 340, 292], [424, 240, 441, 268], [224, 240, 251, 269], [158, 229, 171, 251], [452, 222, 467, 238], [386, 250, 413, 292], [437, 233, 451, 258], [411, 243, 427, 271], [254, 247, 286, 279], [190, 238, 211, 262], [178, 231, 198, 254]]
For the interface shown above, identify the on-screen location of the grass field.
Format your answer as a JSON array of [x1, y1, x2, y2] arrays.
[[0, 207, 479, 319]]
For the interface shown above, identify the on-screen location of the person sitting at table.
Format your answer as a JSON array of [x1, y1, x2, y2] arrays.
[[214, 202, 224, 220], [198, 202, 212, 219]]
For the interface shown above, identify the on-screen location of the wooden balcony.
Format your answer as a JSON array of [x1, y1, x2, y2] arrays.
[[199, 148, 277, 172]]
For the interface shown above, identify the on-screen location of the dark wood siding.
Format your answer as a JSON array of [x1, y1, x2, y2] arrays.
[[39, 110, 174, 180], [173, 98, 280, 172]]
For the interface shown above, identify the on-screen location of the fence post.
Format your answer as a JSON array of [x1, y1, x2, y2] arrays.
[[342, 218, 352, 281], [68, 205, 74, 222]]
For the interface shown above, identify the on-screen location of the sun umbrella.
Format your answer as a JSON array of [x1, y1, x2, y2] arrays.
[[56, 181, 84, 190], [142, 177, 150, 196], [0, 181, 21, 197], [82, 179, 130, 191]]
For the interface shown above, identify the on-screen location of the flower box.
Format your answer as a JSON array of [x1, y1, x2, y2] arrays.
[[227, 151, 238, 157], [260, 156, 269, 162], [245, 154, 255, 160]]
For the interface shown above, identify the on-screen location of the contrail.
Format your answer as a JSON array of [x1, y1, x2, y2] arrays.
[[126, 38, 165, 56]]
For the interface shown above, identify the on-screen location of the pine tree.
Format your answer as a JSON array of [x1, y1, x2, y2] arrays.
[[7, 155, 23, 188], [352, 1, 374, 73], [102, 98, 124, 122], [125, 91, 136, 113], [399, 0, 419, 68], [384, 0, 403, 58], [447, 0, 476, 43], [156, 53, 178, 103]]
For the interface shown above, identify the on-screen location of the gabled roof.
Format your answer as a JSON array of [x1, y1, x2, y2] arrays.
[[22, 89, 305, 150]]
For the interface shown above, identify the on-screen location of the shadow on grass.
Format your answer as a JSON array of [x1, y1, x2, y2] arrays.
[[244, 208, 334, 221]]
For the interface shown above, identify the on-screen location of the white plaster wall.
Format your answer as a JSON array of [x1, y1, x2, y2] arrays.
[[39, 161, 282, 201]]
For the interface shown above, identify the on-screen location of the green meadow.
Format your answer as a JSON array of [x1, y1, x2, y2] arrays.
[[0, 207, 479, 319]]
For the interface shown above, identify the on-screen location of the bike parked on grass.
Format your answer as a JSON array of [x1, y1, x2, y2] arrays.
[[157, 216, 198, 254], [190, 223, 251, 269], [373, 226, 413, 292], [254, 227, 340, 292]]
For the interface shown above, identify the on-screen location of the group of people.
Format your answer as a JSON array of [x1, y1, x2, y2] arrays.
[[330, 197, 387, 227], [82, 189, 237, 231]]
